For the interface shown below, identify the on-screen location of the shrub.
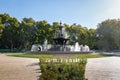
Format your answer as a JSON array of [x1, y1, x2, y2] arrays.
[[39, 58, 87, 80]]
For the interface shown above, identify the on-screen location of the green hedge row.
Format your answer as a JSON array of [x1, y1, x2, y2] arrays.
[[0, 49, 27, 52], [39, 58, 87, 80]]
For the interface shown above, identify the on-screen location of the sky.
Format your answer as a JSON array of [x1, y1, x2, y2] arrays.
[[0, 0, 120, 29]]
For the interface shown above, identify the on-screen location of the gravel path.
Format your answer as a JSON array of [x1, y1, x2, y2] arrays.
[[85, 57, 120, 80], [0, 54, 40, 80]]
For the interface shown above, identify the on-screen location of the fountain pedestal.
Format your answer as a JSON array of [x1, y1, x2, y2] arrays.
[[52, 22, 69, 51]]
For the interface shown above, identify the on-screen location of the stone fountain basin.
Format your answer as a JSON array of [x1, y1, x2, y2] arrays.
[[29, 51, 94, 54]]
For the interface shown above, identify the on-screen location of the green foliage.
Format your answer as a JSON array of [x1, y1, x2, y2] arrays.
[[20, 18, 36, 49], [39, 58, 87, 80], [0, 14, 21, 49], [73, 54, 106, 58], [0, 49, 25, 53], [8, 53, 53, 58], [66, 24, 97, 49], [8, 53, 106, 59], [35, 20, 54, 44], [97, 19, 120, 51], [0, 13, 97, 50]]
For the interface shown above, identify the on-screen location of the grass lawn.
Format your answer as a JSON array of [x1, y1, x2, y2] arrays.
[[73, 53, 106, 58], [7, 53, 53, 58], [8, 53, 106, 59]]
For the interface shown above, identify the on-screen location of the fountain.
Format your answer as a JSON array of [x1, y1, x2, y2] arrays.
[[50, 22, 69, 51], [31, 22, 93, 53], [74, 42, 80, 51], [43, 39, 47, 51], [31, 44, 42, 52]]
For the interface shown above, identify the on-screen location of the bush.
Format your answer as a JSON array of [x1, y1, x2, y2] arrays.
[[39, 58, 87, 80], [0, 49, 26, 53]]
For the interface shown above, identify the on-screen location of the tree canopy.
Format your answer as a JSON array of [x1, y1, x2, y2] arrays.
[[2, 13, 120, 51], [97, 19, 120, 51]]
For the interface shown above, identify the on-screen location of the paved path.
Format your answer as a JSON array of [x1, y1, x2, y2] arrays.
[[85, 57, 120, 80], [0, 54, 40, 80]]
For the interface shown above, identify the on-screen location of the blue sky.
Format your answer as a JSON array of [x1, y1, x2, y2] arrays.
[[0, 0, 120, 28]]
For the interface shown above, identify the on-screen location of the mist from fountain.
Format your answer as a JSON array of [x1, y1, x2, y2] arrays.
[[74, 42, 80, 51], [31, 41, 90, 52], [43, 39, 47, 51]]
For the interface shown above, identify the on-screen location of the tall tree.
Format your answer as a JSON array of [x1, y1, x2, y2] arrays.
[[87, 29, 97, 49], [35, 20, 53, 44], [97, 19, 120, 51], [21, 18, 36, 49], [0, 14, 20, 49]]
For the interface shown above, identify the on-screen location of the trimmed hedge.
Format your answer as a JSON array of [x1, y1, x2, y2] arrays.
[[39, 58, 87, 80], [0, 49, 27, 52]]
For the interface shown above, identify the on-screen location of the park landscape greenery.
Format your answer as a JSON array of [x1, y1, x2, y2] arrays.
[[39, 58, 87, 80], [1, 13, 119, 80], [0, 13, 120, 51], [9, 53, 105, 80]]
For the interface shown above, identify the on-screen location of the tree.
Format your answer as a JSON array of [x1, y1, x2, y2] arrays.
[[35, 20, 53, 44], [0, 13, 98, 50], [87, 29, 97, 49], [0, 13, 20, 49], [0, 17, 4, 39], [97, 19, 120, 51], [20, 18, 36, 49]]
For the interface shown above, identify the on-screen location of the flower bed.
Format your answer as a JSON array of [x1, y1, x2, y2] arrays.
[[39, 58, 87, 80]]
